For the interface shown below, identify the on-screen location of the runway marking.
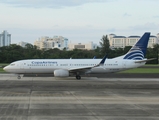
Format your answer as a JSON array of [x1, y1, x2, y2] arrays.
[[0, 75, 159, 119]]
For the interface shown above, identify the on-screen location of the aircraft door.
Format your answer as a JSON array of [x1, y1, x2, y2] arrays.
[[122, 61, 127, 68], [20, 62, 27, 73], [20, 62, 24, 69]]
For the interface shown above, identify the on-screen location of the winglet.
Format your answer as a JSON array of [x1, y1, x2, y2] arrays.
[[94, 55, 107, 67], [100, 55, 107, 65], [93, 56, 96, 59]]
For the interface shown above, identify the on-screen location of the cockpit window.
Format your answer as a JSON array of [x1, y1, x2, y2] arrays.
[[10, 64, 15, 66]]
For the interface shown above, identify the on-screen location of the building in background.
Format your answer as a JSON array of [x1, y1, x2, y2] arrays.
[[0, 30, 11, 47], [17, 41, 32, 48], [148, 35, 158, 48], [68, 42, 97, 50], [109, 34, 127, 48], [108, 33, 159, 49], [157, 33, 159, 38], [34, 36, 68, 50]]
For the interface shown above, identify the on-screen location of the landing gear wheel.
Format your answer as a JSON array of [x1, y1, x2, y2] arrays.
[[17, 75, 21, 79], [76, 75, 81, 80]]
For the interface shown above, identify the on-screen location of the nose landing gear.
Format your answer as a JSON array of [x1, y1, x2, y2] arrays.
[[76, 75, 81, 80]]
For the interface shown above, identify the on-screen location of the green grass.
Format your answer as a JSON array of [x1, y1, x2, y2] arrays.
[[0, 63, 8, 66], [0, 68, 5, 73], [0, 63, 8, 73], [119, 68, 159, 73], [145, 64, 159, 66]]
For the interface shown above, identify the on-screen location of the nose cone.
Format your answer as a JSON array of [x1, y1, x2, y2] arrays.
[[3, 66, 9, 72]]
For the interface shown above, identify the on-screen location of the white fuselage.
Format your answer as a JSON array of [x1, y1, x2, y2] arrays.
[[4, 59, 145, 74]]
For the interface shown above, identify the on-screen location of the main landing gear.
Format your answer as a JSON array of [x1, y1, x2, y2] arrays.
[[17, 74, 23, 79], [76, 75, 81, 80], [17, 75, 21, 79]]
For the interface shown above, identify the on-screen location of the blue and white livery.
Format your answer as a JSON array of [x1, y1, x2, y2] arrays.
[[3, 32, 154, 79], [123, 32, 150, 60]]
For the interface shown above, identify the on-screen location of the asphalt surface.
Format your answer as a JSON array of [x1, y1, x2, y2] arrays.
[[0, 75, 159, 120], [24, 73, 159, 78]]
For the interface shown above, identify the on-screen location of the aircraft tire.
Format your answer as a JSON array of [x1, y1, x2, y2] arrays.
[[17, 75, 21, 79], [76, 75, 81, 80]]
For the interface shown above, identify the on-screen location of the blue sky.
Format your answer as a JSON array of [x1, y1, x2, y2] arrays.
[[0, 0, 159, 44]]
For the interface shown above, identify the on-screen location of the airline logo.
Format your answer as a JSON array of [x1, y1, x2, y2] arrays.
[[123, 47, 144, 60], [31, 61, 57, 64]]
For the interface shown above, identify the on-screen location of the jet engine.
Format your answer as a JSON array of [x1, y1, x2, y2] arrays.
[[54, 69, 69, 77]]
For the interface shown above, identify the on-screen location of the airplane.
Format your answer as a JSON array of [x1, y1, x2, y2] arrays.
[[3, 32, 154, 80]]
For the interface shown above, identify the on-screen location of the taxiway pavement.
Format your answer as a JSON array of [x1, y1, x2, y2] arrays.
[[0, 74, 159, 120]]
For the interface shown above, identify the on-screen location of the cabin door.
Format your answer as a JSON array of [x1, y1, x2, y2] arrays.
[[20, 62, 23, 69], [122, 61, 127, 68]]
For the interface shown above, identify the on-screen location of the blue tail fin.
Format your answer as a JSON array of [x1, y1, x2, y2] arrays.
[[123, 32, 150, 60]]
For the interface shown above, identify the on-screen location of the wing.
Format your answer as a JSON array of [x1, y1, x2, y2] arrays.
[[69, 55, 107, 73]]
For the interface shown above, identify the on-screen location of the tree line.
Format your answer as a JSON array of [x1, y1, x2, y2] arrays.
[[0, 35, 158, 64]]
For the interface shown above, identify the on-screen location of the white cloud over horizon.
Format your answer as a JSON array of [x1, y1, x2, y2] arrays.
[[0, 0, 110, 8], [0, 0, 159, 44]]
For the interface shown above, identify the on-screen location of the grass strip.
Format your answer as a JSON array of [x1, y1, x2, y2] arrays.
[[0, 68, 5, 73], [119, 68, 159, 73]]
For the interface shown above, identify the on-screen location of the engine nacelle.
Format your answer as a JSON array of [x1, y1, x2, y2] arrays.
[[54, 69, 69, 77]]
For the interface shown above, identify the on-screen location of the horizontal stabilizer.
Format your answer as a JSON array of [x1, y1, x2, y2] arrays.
[[135, 58, 156, 63]]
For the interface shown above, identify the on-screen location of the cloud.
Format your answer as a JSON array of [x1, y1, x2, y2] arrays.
[[153, 15, 159, 18], [119, 22, 159, 36], [0, 0, 111, 8], [123, 13, 131, 17], [106, 28, 116, 33], [129, 23, 159, 31]]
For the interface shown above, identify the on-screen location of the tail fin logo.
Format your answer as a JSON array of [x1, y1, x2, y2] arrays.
[[124, 47, 144, 60], [123, 32, 150, 60]]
